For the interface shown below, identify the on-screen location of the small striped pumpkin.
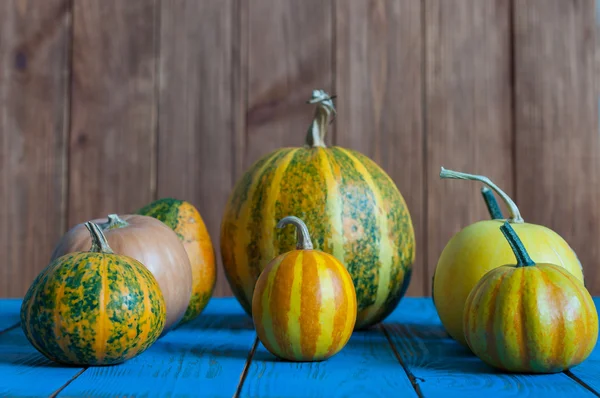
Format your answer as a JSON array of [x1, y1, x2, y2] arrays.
[[21, 222, 166, 366], [464, 222, 598, 373], [221, 90, 415, 329], [252, 216, 357, 361], [138, 198, 216, 324]]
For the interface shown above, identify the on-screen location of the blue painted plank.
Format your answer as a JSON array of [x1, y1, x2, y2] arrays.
[[57, 298, 255, 398], [383, 298, 596, 397], [0, 325, 84, 397], [240, 328, 417, 397], [0, 298, 21, 331], [569, 297, 600, 393]]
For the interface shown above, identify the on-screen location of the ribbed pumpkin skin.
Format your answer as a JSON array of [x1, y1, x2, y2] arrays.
[[252, 250, 357, 361], [221, 147, 415, 329], [464, 264, 598, 373], [138, 198, 216, 323], [434, 220, 584, 346], [20, 252, 166, 366]]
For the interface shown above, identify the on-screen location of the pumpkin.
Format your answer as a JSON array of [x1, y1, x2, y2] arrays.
[[221, 90, 415, 329], [252, 216, 357, 361], [137, 198, 216, 324], [433, 168, 584, 346], [21, 222, 166, 366], [464, 222, 598, 373], [51, 214, 192, 334]]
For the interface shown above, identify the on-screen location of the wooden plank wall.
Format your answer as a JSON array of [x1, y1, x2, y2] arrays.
[[0, 0, 598, 298]]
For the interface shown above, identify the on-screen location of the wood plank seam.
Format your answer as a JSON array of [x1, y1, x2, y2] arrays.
[[565, 370, 600, 397], [0, 322, 19, 336], [49, 367, 87, 398], [508, 0, 518, 208], [61, 0, 74, 237], [331, 0, 337, 146], [150, 0, 160, 202], [421, 0, 429, 296], [233, 335, 259, 398], [380, 324, 424, 398]]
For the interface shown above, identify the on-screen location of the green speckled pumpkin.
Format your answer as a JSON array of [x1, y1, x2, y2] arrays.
[[20, 222, 166, 366], [220, 90, 415, 329]]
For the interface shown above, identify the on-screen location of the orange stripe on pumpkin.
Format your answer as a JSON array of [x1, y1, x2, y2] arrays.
[[300, 251, 321, 359], [326, 261, 348, 357], [271, 251, 298, 359]]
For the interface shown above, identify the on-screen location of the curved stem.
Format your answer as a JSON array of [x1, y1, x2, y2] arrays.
[[481, 187, 504, 220], [98, 214, 129, 230], [304, 89, 336, 148], [440, 167, 524, 223], [499, 222, 535, 267], [277, 216, 314, 250], [85, 222, 114, 254]]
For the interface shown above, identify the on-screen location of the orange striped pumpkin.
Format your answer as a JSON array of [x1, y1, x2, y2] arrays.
[[464, 222, 598, 373], [252, 216, 357, 362]]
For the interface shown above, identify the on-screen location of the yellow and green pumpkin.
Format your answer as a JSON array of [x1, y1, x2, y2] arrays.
[[138, 198, 216, 323], [433, 168, 584, 346], [21, 222, 166, 366], [464, 222, 598, 373], [252, 216, 357, 361], [221, 90, 415, 329]]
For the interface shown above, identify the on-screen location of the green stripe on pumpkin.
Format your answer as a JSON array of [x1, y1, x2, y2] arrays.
[[136, 198, 183, 231]]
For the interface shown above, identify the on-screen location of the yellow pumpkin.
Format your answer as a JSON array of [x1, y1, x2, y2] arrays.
[[433, 168, 584, 346], [252, 216, 357, 362], [464, 222, 598, 373]]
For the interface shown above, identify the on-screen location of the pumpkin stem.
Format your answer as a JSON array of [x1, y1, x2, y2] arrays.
[[304, 89, 336, 148], [98, 214, 129, 230], [500, 221, 535, 267], [439, 167, 524, 223], [481, 187, 504, 220], [277, 216, 314, 250], [85, 222, 114, 254]]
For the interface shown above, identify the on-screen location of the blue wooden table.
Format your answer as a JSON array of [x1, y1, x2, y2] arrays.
[[1, 297, 599, 397]]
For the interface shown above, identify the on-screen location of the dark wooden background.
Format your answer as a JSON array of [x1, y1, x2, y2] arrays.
[[1, 0, 598, 298]]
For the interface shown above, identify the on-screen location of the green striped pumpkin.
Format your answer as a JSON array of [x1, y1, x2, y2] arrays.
[[20, 222, 166, 366], [220, 90, 415, 329]]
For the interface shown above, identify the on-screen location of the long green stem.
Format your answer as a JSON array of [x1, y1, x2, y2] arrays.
[[277, 216, 314, 250], [98, 214, 129, 230], [499, 222, 535, 267], [85, 222, 114, 254], [304, 90, 336, 148], [440, 167, 523, 223], [481, 187, 504, 219]]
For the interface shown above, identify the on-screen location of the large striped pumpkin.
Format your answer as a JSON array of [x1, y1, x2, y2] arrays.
[[21, 222, 166, 366], [252, 216, 356, 361], [221, 90, 415, 329], [464, 222, 598, 373], [138, 198, 216, 324]]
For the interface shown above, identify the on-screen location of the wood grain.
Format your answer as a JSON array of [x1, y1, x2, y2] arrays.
[[246, 0, 333, 165], [383, 298, 596, 397], [0, 328, 85, 397], [426, 0, 514, 294], [335, 1, 425, 296], [68, 0, 158, 226], [568, 297, 600, 394], [0, 0, 70, 297], [513, 0, 600, 294], [157, 0, 242, 297], [58, 299, 256, 397], [240, 331, 417, 397]]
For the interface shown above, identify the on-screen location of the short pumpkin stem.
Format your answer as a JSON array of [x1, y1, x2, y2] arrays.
[[481, 187, 504, 220], [440, 167, 524, 223], [85, 222, 114, 254], [500, 221, 535, 267], [98, 214, 129, 230], [304, 89, 336, 148], [277, 216, 314, 250]]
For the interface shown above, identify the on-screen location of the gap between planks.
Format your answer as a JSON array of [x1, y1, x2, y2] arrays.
[[0, 322, 19, 336], [565, 370, 600, 397], [380, 324, 424, 398], [233, 335, 259, 398], [49, 367, 88, 398]]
